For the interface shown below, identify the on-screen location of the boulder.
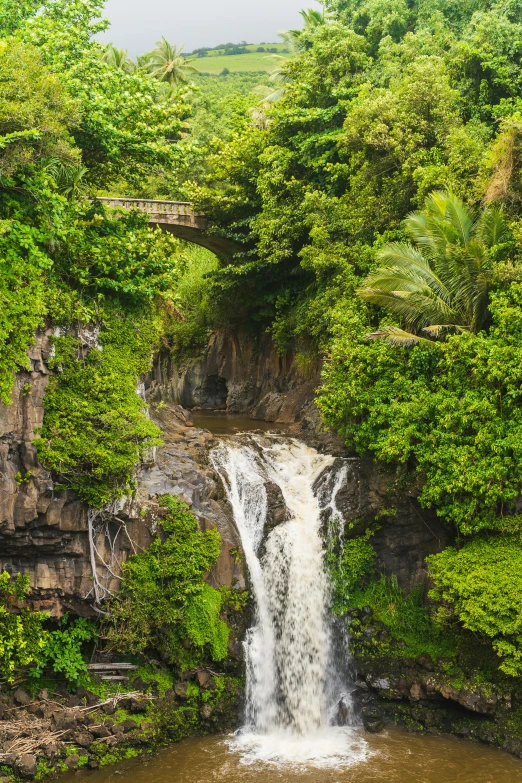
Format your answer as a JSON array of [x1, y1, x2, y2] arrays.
[[129, 697, 148, 714], [174, 682, 188, 700], [52, 710, 77, 731], [75, 731, 94, 748], [64, 755, 79, 770], [91, 726, 111, 739], [196, 670, 212, 689], [119, 719, 138, 734], [362, 706, 385, 734], [75, 686, 99, 706], [13, 689, 31, 707], [15, 754, 37, 778]]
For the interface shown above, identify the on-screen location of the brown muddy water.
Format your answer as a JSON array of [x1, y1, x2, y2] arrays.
[[191, 410, 288, 435], [67, 730, 522, 783]]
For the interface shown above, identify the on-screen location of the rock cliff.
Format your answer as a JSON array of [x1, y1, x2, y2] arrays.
[[0, 330, 243, 617], [148, 328, 318, 424]]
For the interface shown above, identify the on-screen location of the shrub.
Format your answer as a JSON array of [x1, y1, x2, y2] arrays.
[[0, 572, 95, 684], [428, 535, 522, 676], [103, 496, 230, 669], [35, 306, 162, 507]]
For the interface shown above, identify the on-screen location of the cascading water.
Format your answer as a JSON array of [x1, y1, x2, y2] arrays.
[[211, 435, 369, 768]]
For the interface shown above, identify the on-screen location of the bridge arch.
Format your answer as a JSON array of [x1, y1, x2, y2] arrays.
[[97, 198, 237, 256]]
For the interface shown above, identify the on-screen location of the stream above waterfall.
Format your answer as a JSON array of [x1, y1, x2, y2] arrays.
[[191, 410, 289, 434]]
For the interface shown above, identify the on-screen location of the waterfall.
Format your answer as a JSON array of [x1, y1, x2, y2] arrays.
[[211, 435, 369, 768]]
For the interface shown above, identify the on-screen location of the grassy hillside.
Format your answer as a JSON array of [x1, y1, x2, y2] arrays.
[[194, 51, 283, 74]]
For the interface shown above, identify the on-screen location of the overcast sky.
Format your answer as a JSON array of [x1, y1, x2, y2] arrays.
[[100, 0, 321, 55]]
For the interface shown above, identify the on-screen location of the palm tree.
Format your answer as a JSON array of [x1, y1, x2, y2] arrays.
[[45, 159, 89, 201], [357, 192, 510, 346], [281, 8, 325, 52], [251, 8, 326, 125], [101, 44, 136, 73], [142, 38, 196, 86]]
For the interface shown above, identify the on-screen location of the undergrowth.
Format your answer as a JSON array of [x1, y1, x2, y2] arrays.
[[103, 495, 230, 670], [349, 575, 457, 662]]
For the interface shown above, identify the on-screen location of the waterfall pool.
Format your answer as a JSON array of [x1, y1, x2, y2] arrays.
[[65, 729, 522, 782]]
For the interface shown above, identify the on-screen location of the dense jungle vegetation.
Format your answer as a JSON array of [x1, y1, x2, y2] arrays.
[[187, 0, 522, 680], [3, 0, 522, 695]]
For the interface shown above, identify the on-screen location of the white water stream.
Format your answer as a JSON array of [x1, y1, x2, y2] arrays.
[[211, 435, 369, 768]]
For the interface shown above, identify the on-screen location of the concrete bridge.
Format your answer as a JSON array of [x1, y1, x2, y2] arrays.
[[97, 198, 236, 255]]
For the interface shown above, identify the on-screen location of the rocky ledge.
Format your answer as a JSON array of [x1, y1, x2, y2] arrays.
[[0, 668, 241, 781], [347, 607, 522, 759]]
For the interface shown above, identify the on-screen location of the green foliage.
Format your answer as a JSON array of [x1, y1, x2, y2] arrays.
[[349, 575, 456, 661], [328, 532, 376, 615], [0, 41, 79, 178], [104, 496, 230, 669], [164, 244, 218, 363], [0, 573, 47, 682], [358, 191, 511, 345], [0, 572, 94, 684], [140, 38, 196, 86], [13, 0, 189, 189], [319, 282, 522, 534], [428, 536, 522, 676], [54, 207, 185, 305], [35, 307, 162, 507], [0, 41, 79, 404], [194, 0, 508, 339], [31, 614, 96, 685], [0, 6, 188, 411]]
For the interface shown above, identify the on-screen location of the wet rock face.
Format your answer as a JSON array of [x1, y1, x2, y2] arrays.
[[264, 482, 288, 530], [351, 651, 522, 758], [148, 328, 322, 427], [314, 456, 452, 590], [0, 330, 97, 613], [356, 655, 511, 718]]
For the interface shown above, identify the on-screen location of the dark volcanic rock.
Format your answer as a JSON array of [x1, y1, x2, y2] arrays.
[[264, 481, 288, 530], [75, 731, 94, 748], [15, 754, 37, 778], [13, 689, 31, 707], [362, 706, 385, 733]]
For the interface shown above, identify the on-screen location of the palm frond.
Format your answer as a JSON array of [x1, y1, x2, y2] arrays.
[[357, 190, 495, 347], [478, 206, 510, 249], [365, 326, 440, 347], [422, 324, 469, 337]]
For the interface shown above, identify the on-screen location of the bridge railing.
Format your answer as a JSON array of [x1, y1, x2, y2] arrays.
[[97, 198, 202, 217]]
